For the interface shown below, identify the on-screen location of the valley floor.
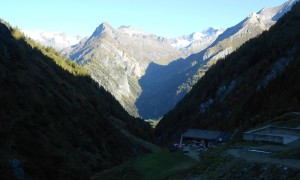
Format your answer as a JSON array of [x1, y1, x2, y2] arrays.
[[172, 140, 300, 179], [91, 139, 300, 179]]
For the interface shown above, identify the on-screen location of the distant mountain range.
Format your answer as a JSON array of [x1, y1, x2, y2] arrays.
[[23, 30, 83, 50], [24, 26, 223, 58], [23, 0, 299, 119]]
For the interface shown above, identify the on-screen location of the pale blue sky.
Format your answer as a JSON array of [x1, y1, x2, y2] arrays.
[[2, 0, 288, 38]]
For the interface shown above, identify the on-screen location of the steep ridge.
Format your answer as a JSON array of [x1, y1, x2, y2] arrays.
[[202, 0, 297, 63], [68, 22, 182, 117], [155, 1, 300, 144], [0, 21, 157, 179], [137, 0, 298, 119]]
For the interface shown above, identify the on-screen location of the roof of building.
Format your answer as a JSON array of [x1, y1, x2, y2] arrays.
[[183, 129, 232, 142]]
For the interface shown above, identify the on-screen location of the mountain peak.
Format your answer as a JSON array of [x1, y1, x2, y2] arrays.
[[91, 21, 114, 37], [256, 0, 299, 22]]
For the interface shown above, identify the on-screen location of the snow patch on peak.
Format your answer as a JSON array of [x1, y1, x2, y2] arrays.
[[191, 32, 204, 40], [203, 27, 224, 36], [170, 27, 224, 53], [117, 25, 148, 37], [187, 27, 223, 41]]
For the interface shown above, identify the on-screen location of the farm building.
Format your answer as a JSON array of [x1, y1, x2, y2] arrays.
[[243, 126, 300, 144], [181, 129, 232, 147]]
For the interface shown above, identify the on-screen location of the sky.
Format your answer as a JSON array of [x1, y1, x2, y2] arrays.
[[1, 0, 289, 38]]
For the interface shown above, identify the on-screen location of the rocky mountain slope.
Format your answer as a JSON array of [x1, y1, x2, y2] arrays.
[[155, 1, 300, 144], [68, 22, 183, 117], [0, 21, 157, 180], [23, 30, 83, 51], [137, 0, 298, 119], [24, 25, 224, 119]]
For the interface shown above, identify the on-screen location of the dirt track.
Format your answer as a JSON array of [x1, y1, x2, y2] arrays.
[[228, 140, 300, 169]]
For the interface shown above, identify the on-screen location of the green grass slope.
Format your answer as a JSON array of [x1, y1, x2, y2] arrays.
[[92, 151, 196, 180], [0, 20, 156, 179]]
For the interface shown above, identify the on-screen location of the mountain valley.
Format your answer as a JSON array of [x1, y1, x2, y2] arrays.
[[136, 0, 298, 119], [23, 1, 298, 120], [1, 0, 300, 179]]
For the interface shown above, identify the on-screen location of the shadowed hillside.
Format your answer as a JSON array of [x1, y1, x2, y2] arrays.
[[0, 20, 157, 180], [156, 2, 300, 145], [136, 0, 298, 120]]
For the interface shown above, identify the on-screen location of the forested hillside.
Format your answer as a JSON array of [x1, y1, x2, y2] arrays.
[[156, 2, 300, 145], [0, 20, 157, 179]]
